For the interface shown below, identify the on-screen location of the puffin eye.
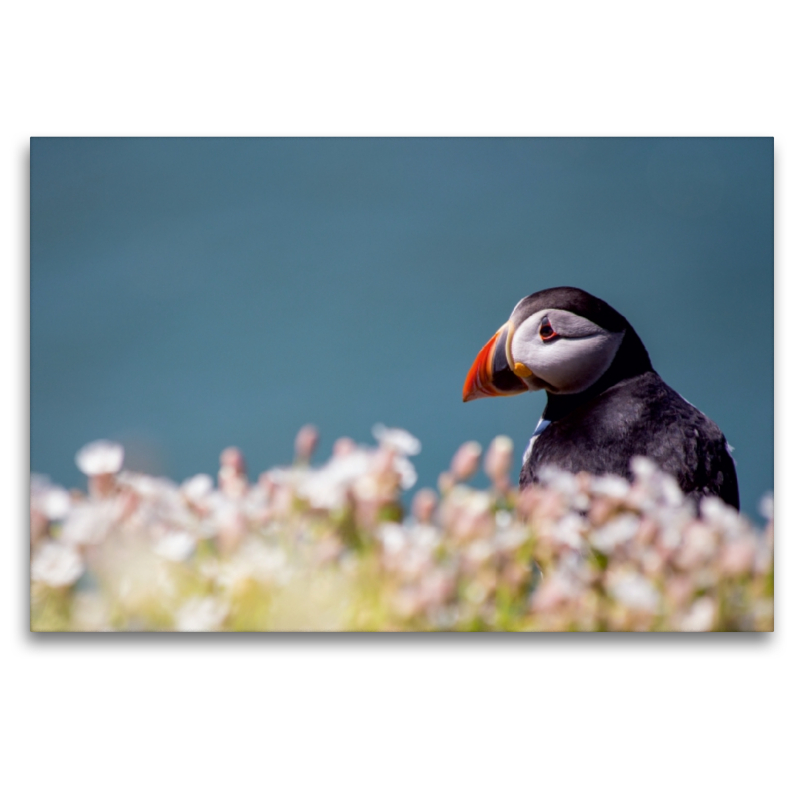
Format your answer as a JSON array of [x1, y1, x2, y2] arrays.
[[539, 317, 558, 342]]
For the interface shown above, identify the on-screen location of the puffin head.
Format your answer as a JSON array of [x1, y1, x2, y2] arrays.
[[463, 287, 653, 403]]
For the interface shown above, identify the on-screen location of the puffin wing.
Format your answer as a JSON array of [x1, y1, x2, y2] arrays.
[[521, 373, 740, 510]]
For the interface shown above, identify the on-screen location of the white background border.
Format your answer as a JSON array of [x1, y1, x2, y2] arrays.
[[4, 3, 795, 798]]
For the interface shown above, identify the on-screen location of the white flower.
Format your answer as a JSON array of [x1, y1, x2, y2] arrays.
[[119, 472, 194, 530], [31, 542, 84, 587], [408, 523, 441, 551], [372, 424, 421, 456], [465, 539, 494, 564], [531, 561, 586, 610], [589, 513, 639, 554], [30, 474, 72, 520], [631, 457, 685, 507], [378, 523, 407, 555], [296, 472, 347, 509], [214, 539, 290, 590], [61, 500, 120, 546], [71, 592, 110, 631], [700, 495, 741, 533], [319, 451, 372, 484], [552, 512, 586, 549], [175, 597, 229, 632], [238, 539, 290, 584], [293, 450, 372, 509], [154, 531, 196, 562], [42, 487, 71, 520], [453, 486, 492, 516], [590, 474, 631, 499], [630, 456, 658, 481], [679, 597, 716, 632], [241, 484, 270, 520], [393, 454, 418, 490], [181, 474, 214, 503], [609, 572, 659, 612], [538, 465, 576, 492], [496, 525, 528, 552], [495, 510, 513, 529], [75, 440, 124, 475], [538, 466, 590, 510], [118, 471, 179, 499]]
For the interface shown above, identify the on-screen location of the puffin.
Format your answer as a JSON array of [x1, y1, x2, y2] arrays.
[[462, 287, 739, 510]]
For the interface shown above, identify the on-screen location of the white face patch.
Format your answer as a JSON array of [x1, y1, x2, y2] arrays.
[[511, 309, 624, 394]]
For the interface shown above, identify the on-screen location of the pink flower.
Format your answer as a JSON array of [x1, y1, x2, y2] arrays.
[[719, 539, 757, 576], [484, 435, 514, 489], [219, 447, 248, 499], [294, 424, 320, 464], [412, 488, 438, 524], [449, 441, 482, 482]]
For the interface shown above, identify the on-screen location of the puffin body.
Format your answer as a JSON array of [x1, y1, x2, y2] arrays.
[[463, 287, 739, 510]]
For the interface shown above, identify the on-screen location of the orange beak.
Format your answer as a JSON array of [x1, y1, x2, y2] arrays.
[[462, 323, 529, 402]]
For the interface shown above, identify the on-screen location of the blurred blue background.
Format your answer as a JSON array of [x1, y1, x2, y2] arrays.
[[30, 138, 773, 517]]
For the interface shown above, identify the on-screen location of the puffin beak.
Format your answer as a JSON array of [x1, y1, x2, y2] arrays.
[[463, 322, 530, 402]]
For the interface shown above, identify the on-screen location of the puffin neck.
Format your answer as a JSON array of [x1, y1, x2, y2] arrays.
[[542, 327, 654, 423]]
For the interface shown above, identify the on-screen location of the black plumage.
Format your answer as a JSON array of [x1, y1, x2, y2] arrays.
[[519, 288, 739, 509], [466, 287, 739, 510], [521, 370, 740, 510]]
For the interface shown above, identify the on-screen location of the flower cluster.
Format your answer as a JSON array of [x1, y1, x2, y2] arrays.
[[30, 428, 773, 632]]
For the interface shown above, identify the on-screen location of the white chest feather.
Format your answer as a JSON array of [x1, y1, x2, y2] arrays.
[[522, 417, 550, 464]]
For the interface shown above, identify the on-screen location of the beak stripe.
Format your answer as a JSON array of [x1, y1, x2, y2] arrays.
[[463, 323, 529, 402]]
